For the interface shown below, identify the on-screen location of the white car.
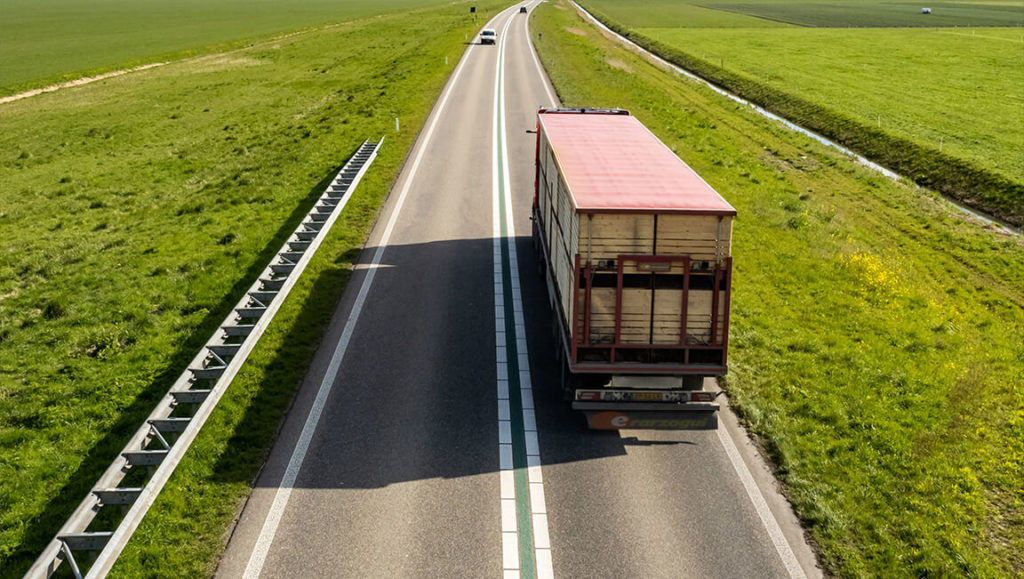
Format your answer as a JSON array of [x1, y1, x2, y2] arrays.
[[480, 29, 496, 45]]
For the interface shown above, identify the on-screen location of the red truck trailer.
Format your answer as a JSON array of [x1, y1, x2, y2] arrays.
[[532, 108, 736, 429]]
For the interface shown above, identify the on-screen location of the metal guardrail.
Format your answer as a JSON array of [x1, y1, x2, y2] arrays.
[[27, 138, 384, 578]]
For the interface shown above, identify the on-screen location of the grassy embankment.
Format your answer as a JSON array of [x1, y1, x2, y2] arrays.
[[577, 0, 1024, 227], [0, 1, 504, 575], [534, 1, 1023, 576], [0, 0, 457, 97]]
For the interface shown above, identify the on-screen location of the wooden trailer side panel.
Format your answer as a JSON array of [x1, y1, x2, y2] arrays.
[[657, 214, 732, 261], [537, 130, 579, 333], [581, 287, 655, 345], [584, 214, 656, 260], [653, 289, 727, 344], [582, 214, 732, 262]]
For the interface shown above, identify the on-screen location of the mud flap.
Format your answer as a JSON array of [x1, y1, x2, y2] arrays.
[[584, 409, 718, 430]]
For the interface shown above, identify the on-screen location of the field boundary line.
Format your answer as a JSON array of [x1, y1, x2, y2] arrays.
[[0, 64, 167, 105]]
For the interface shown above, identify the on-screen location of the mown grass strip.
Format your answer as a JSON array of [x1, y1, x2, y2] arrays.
[[0, 2, 506, 576], [575, 1, 1024, 228], [533, 1, 1024, 575]]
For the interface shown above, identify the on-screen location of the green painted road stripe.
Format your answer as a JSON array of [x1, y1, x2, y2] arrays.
[[496, 10, 537, 577]]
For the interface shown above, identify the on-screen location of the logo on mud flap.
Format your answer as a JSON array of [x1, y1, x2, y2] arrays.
[[588, 411, 712, 430]]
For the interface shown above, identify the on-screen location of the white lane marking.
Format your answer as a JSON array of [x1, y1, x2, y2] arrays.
[[503, 531, 521, 570], [493, 7, 521, 576], [240, 29, 483, 579], [523, 3, 559, 107], [502, 499, 519, 532], [501, 470, 516, 500], [716, 426, 807, 579], [535, 548, 555, 579], [497, 5, 555, 577], [532, 514, 551, 549], [500, 444, 514, 470]]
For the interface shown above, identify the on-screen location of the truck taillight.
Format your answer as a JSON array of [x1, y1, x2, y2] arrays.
[[691, 392, 715, 402]]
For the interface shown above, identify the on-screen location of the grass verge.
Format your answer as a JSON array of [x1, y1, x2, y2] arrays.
[[534, 1, 1024, 575], [575, 1, 1024, 228], [0, 1, 505, 575]]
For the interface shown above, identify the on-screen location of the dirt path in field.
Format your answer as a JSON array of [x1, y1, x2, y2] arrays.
[[0, 62, 167, 105]]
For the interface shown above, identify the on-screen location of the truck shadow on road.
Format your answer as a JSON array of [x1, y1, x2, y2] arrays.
[[211, 234, 715, 492]]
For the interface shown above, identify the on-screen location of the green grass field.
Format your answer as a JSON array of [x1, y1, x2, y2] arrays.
[[0, 0, 458, 96], [584, 0, 1024, 28], [712, 1, 1024, 27], [535, 1, 1023, 575], [579, 0, 1024, 226], [0, 1, 504, 575], [639, 26, 1024, 183]]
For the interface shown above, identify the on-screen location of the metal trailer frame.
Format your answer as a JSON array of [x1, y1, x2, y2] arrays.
[[569, 253, 732, 375]]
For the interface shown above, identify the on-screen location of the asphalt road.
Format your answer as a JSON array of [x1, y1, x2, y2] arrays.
[[217, 3, 822, 577]]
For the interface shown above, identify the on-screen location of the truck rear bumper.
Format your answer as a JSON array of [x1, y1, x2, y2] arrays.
[[571, 363, 727, 375]]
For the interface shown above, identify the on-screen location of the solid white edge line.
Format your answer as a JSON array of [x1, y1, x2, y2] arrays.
[[535, 548, 555, 579], [240, 31, 481, 579], [716, 426, 807, 579], [493, 6, 520, 576], [502, 499, 519, 532], [524, 3, 559, 107]]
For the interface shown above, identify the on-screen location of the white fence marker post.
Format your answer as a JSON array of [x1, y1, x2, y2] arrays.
[[395, 117, 399, 132]]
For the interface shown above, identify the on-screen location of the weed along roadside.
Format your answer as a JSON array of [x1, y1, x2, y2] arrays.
[[532, 0, 1024, 576], [0, 2, 505, 575]]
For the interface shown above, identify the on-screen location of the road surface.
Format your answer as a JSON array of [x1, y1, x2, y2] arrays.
[[216, 3, 821, 577]]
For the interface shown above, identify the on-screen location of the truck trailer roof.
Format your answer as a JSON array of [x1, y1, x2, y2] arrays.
[[538, 110, 736, 215]]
